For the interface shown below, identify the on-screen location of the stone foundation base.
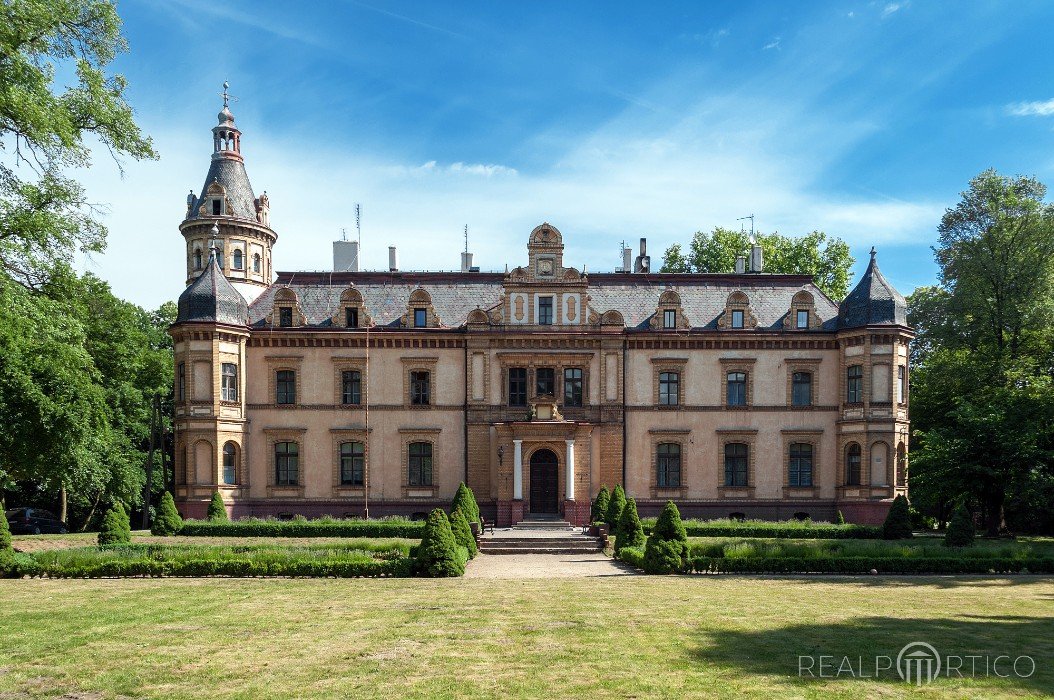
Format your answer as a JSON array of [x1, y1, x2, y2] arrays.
[[563, 499, 590, 526], [496, 499, 525, 527], [835, 500, 894, 525]]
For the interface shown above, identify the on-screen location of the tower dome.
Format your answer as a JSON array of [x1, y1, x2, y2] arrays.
[[176, 247, 248, 326]]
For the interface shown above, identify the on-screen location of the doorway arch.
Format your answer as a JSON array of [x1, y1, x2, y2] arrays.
[[529, 448, 559, 514]]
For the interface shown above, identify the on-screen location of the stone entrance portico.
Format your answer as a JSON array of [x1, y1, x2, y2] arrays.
[[494, 404, 594, 526]]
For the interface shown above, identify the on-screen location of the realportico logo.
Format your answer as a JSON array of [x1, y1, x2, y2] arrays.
[[798, 641, 1036, 685]]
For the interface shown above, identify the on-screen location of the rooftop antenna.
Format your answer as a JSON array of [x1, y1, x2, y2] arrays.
[[464, 224, 469, 254], [341, 227, 347, 242], [355, 204, 362, 247], [737, 214, 755, 243]]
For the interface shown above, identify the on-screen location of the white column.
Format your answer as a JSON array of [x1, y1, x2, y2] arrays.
[[565, 439, 576, 501], [513, 439, 523, 500]]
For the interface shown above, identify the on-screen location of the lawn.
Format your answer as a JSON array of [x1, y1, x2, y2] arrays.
[[10, 532, 419, 553], [0, 576, 1051, 698]]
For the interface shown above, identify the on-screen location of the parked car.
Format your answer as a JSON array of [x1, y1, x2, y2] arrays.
[[4, 508, 67, 535]]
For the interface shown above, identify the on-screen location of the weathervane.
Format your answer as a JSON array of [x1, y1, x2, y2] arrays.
[[221, 80, 238, 108]]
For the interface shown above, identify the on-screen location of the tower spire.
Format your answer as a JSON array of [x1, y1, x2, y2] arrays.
[[213, 81, 241, 160]]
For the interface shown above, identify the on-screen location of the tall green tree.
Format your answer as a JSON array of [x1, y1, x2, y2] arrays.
[[659, 227, 854, 300]]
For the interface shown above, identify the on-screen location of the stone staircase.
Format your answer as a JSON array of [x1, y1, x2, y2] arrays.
[[479, 516, 604, 555]]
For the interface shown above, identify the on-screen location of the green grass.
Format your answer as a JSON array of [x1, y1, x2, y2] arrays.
[[687, 536, 1054, 560], [0, 576, 1051, 698]]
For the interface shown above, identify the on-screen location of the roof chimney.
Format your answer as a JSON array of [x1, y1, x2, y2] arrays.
[[333, 240, 359, 272], [750, 242, 763, 273], [622, 246, 633, 273], [388, 246, 398, 272], [735, 255, 746, 274], [461, 251, 474, 273]]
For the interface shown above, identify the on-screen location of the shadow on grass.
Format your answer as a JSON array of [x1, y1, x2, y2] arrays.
[[734, 574, 1054, 590], [694, 614, 1054, 693]]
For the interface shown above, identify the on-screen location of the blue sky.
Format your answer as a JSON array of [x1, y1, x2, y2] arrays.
[[80, 0, 1054, 308]]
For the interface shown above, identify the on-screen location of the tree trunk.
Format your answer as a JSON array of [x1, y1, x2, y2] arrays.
[[59, 484, 67, 524], [984, 488, 1006, 537]]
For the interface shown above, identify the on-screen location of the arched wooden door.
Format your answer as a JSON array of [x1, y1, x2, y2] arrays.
[[529, 449, 559, 514]]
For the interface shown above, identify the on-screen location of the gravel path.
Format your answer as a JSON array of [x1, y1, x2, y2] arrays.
[[464, 552, 639, 579]]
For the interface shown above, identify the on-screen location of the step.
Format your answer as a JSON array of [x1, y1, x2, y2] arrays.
[[511, 521, 574, 529], [481, 538, 600, 548], [479, 546, 604, 555]]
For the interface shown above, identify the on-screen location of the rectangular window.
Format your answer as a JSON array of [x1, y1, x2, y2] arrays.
[[663, 309, 677, 329], [897, 366, 906, 403], [276, 370, 296, 405], [657, 443, 682, 488], [847, 365, 863, 403], [278, 307, 293, 327], [274, 442, 299, 486], [726, 371, 747, 406], [177, 362, 186, 402], [538, 296, 554, 325], [414, 308, 427, 328], [341, 370, 361, 405], [535, 367, 555, 396], [346, 307, 358, 328], [221, 362, 238, 402], [791, 372, 812, 407], [731, 309, 744, 329], [253, 254, 261, 273], [211, 199, 221, 216], [846, 445, 862, 485], [659, 371, 680, 406], [340, 441, 365, 486], [508, 367, 527, 407], [789, 443, 813, 487], [564, 368, 583, 407], [796, 309, 809, 328], [410, 370, 431, 405], [724, 443, 749, 487], [408, 442, 433, 486]]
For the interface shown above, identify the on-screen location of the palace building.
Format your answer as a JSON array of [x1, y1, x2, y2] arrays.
[[172, 94, 912, 525]]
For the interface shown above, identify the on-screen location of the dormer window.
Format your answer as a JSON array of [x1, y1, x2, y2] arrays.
[[796, 310, 809, 328], [279, 307, 293, 327], [211, 198, 222, 216], [346, 307, 359, 328], [414, 308, 427, 328], [731, 310, 744, 329], [232, 249, 243, 270], [663, 309, 677, 329], [406, 288, 438, 328]]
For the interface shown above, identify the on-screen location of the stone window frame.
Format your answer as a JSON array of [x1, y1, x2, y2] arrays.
[[263, 427, 307, 497], [651, 357, 688, 407], [781, 429, 822, 497], [785, 358, 822, 409], [220, 440, 242, 486], [719, 357, 756, 408], [264, 288, 306, 327], [508, 366, 529, 407], [869, 440, 891, 486], [330, 287, 373, 328], [496, 353, 593, 409], [401, 288, 441, 328], [331, 356, 368, 407], [648, 289, 691, 330], [717, 291, 758, 330], [649, 428, 690, 497], [845, 364, 865, 405], [399, 427, 441, 497], [784, 290, 822, 330], [265, 355, 303, 407], [716, 429, 757, 497], [870, 362, 893, 405], [330, 427, 370, 496], [402, 357, 438, 409], [186, 350, 213, 404], [220, 362, 239, 403], [842, 439, 863, 486]]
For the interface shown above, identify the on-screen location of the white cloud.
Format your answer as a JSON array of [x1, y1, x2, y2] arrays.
[[881, 3, 903, 18], [763, 37, 782, 51], [1006, 99, 1054, 117]]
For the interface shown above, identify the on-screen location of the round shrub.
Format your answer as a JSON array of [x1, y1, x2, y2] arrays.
[[615, 498, 645, 553], [643, 538, 687, 574], [151, 492, 183, 536], [415, 508, 465, 577], [605, 484, 627, 528], [98, 502, 131, 546], [882, 495, 913, 540], [206, 492, 229, 522], [591, 486, 610, 525], [0, 508, 11, 550], [944, 503, 976, 547], [449, 507, 478, 559]]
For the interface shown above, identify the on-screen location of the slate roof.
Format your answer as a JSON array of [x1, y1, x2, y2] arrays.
[[177, 252, 249, 326], [186, 156, 259, 221], [839, 250, 908, 329], [246, 271, 841, 331]]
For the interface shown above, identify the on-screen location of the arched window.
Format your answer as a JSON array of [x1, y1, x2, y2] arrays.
[[788, 443, 813, 487], [896, 442, 907, 486], [845, 443, 862, 485], [408, 442, 433, 486], [253, 253, 261, 273], [340, 442, 365, 486], [274, 442, 299, 486], [726, 372, 747, 406], [222, 442, 238, 485], [194, 250, 203, 270], [724, 443, 748, 487], [656, 443, 681, 488], [232, 249, 243, 270], [792, 372, 812, 406]]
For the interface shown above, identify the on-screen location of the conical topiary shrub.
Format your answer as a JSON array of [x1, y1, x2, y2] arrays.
[[151, 492, 183, 536], [206, 491, 229, 521], [591, 486, 610, 525], [98, 502, 131, 546], [882, 495, 913, 540], [835, 510, 846, 525], [449, 507, 478, 558], [415, 508, 465, 577], [944, 503, 976, 547], [0, 508, 11, 550], [605, 484, 626, 528], [615, 497, 645, 553], [643, 501, 688, 574], [451, 482, 481, 529]]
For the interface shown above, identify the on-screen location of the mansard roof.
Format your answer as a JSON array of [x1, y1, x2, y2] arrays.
[[838, 249, 908, 329], [176, 253, 249, 326], [246, 271, 841, 331], [186, 157, 259, 221]]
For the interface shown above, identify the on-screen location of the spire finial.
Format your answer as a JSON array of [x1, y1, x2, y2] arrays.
[[222, 80, 230, 108], [870, 246, 877, 263], [208, 223, 221, 258]]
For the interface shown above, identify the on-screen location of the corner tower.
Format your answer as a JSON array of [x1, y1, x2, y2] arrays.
[[179, 83, 276, 304]]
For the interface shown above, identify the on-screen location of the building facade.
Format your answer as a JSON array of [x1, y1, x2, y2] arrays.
[[171, 98, 912, 525]]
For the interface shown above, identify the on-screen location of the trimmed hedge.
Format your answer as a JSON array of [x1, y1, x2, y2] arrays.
[[641, 519, 882, 540], [688, 556, 1054, 575], [178, 518, 425, 538]]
